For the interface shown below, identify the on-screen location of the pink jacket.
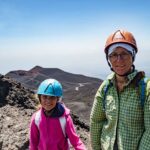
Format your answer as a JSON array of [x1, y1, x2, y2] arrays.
[[29, 106, 86, 150]]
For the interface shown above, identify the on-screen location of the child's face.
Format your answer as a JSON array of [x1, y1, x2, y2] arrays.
[[40, 95, 57, 111]]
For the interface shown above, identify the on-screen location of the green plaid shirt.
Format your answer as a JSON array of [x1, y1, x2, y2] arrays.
[[90, 70, 150, 150]]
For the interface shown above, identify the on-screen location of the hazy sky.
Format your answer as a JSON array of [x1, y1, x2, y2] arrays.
[[1, 0, 150, 79]]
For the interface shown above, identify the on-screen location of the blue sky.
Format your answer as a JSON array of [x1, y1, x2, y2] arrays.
[[0, 0, 150, 79]]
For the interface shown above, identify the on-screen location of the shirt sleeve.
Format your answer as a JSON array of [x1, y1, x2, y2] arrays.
[[90, 83, 106, 150], [139, 80, 150, 150], [66, 115, 87, 150], [29, 114, 39, 150]]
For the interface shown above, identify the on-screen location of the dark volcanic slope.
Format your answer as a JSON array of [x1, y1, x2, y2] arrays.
[[0, 74, 91, 150], [0, 74, 37, 149], [6, 66, 103, 124]]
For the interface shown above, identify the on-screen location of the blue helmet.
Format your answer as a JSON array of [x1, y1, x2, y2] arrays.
[[37, 79, 63, 97]]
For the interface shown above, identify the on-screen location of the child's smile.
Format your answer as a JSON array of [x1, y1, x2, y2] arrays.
[[40, 95, 57, 111]]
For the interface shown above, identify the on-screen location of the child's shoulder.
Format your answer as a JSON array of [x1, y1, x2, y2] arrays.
[[31, 108, 42, 119]]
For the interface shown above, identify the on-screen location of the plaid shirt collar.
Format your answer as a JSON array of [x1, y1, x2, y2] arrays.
[[106, 70, 138, 86]]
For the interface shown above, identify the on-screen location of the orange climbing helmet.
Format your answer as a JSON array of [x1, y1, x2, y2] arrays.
[[104, 29, 138, 54]]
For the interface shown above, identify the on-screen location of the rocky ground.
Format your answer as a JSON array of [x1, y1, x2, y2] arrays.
[[0, 74, 92, 150]]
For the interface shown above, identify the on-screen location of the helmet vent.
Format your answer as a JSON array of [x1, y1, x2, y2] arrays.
[[112, 30, 125, 40], [44, 83, 55, 95]]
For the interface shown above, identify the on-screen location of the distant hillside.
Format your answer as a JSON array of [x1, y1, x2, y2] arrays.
[[6, 66, 103, 123], [6, 65, 102, 89]]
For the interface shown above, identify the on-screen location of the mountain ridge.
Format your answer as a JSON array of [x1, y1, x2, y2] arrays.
[[6, 66, 102, 89], [6, 66, 103, 124]]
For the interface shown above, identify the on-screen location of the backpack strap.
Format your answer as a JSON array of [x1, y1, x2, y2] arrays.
[[103, 80, 112, 111], [130, 71, 147, 108], [59, 116, 66, 137], [139, 77, 148, 108], [35, 110, 41, 129], [59, 116, 71, 149]]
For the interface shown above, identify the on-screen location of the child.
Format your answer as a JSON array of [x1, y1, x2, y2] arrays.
[[29, 78, 86, 150]]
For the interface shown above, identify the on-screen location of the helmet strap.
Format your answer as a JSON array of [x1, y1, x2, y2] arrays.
[[106, 55, 114, 71]]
